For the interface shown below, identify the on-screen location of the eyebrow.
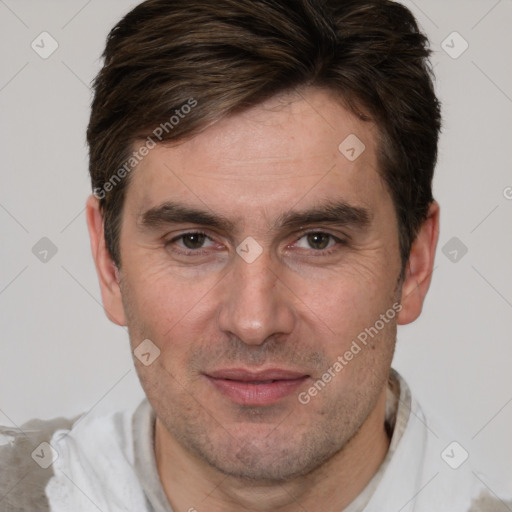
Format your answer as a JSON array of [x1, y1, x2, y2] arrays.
[[139, 203, 235, 232], [138, 200, 371, 234], [276, 201, 371, 231]]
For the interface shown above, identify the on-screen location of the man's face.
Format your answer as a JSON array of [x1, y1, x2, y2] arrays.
[[117, 88, 403, 480]]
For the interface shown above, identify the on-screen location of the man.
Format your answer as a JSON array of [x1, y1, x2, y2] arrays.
[[1, 0, 510, 510]]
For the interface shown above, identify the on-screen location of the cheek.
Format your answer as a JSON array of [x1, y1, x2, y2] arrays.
[[283, 257, 398, 341], [123, 254, 215, 322], [121, 260, 224, 376]]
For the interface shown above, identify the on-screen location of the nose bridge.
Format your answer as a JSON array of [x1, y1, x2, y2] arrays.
[[217, 250, 294, 344], [237, 252, 276, 305]]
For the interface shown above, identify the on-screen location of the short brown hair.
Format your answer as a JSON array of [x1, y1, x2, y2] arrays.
[[87, 0, 441, 267]]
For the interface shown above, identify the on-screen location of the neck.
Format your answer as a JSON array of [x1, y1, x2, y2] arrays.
[[155, 387, 390, 512]]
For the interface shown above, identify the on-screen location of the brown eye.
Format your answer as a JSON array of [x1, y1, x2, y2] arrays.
[[306, 232, 331, 250], [182, 233, 207, 249]]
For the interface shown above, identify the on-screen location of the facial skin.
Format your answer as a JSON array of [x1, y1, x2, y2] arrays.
[[87, 87, 439, 511]]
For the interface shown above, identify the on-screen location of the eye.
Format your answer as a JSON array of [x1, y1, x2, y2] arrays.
[[167, 232, 215, 251], [295, 232, 340, 251], [181, 232, 208, 249]]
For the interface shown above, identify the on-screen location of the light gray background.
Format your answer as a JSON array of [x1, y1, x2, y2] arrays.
[[1, 0, 511, 491]]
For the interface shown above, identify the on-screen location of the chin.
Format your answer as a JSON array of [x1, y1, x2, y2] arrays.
[[184, 424, 344, 483]]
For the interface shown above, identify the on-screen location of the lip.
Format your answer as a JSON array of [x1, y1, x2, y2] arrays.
[[205, 368, 310, 406]]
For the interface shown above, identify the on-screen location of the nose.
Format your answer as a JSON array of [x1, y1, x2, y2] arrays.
[[217, 248, 295, 346]]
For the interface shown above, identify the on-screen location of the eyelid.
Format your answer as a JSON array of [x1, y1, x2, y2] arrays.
[[285, 230, 348, 256], [163, 231, 221, 259], [166, 230, 212, 243], [292, 228, 348, 243]]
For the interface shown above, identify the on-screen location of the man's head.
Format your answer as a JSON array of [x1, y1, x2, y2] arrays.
[[86, 0, 440, 483], [88, 0, 440, 269]]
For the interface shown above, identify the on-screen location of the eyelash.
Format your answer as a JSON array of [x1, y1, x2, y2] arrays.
[[165, 231, 213, 256], [293, 233, 347, 256], [165, 230, 347, 257]]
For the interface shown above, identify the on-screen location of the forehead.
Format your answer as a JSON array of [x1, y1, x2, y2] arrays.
[[126, 88, 388, 219]]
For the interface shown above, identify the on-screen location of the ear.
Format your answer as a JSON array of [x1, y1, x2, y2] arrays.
[[85, 195, 127, 326], [397, 201, 440, 325]]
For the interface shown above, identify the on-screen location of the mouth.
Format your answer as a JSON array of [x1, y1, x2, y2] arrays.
[[204, 368, 310, 406]]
